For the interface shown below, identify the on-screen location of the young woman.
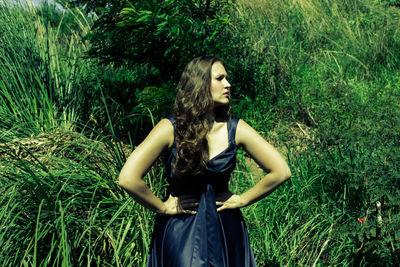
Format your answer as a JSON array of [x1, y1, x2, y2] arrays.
[[118, 56, 291, 266]]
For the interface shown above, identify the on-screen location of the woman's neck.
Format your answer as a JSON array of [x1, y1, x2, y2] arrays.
[[212, 106, 228, 122]]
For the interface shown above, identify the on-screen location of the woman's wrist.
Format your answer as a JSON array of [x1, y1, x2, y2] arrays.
[[237, 194, 249, 207], [156, 204, 167, 214]]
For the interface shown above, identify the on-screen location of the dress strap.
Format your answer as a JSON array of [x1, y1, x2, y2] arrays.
[[166, 114, 175, 127], [166, 114, 239, 147], [228, 117, 239, 146]]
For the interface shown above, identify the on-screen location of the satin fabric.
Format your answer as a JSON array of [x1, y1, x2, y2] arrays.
[[147, 115, 256, 267]]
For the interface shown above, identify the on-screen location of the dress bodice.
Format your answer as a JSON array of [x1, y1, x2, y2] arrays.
[[164, 115, 239, 202], [147, 115, 256, 267]]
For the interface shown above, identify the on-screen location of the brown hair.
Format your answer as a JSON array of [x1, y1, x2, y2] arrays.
[[173, 56, 231, 177]]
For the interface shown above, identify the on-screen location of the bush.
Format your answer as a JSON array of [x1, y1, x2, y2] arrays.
[[287, 64, 400, 265], [70, 0, 231, 81]]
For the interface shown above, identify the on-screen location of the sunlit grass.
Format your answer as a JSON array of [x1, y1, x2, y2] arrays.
[[0, 0, 91, 136], [0, 128, 157, 266], [0, 0, 399, 266]]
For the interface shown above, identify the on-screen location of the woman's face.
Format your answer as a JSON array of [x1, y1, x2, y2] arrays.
[[210, 61, 231, 106]]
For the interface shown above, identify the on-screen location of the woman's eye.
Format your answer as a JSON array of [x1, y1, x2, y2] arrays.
[[217, 76, 224, 81]]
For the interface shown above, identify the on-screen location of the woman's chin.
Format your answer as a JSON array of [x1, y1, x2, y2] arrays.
[[213, 100, 230, 107]]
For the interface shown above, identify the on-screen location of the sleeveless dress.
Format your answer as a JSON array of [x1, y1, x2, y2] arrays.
[[147, 115, 256, 267]]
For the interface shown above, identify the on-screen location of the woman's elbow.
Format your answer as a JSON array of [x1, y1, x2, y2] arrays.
[[279, 166, 291, 181], [118, 172, 132, 189], [118, 175, 128, 188], [118, 172, 143, 192], [285, 167, 292, 180]]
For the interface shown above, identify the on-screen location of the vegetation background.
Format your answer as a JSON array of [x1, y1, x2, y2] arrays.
[[0, 0, 399, 266]]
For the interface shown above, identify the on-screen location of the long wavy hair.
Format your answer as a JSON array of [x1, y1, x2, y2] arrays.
[[173, 56, 231, 177]]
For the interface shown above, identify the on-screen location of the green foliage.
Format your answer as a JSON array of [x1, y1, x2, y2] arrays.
[[226, 1, 400, 263], [74, 0, 231, 81], [37, 1, 89, 36], [66, 0, 120, 14], [233, 148, 343, 265], [1, 0, 400, 266], [285, 63, 400, 265], [232, 95, 275, 133], [0, 0, 91, 136], [223, 0, 400, 102], [63, 0, 233, 143], [136, 86, 175, 120], [74, 63, 174, 145], [383, 0, 400, 7], [0, 130, 165, 266]]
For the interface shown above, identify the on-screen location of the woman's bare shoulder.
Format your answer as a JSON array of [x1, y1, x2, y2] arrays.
[[235, 119, 257, 146], [154, 118, 174, 149]]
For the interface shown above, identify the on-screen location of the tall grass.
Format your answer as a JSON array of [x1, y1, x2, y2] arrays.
[[0, 0, 399, 266], [226, 0, 400, 102], [0, 129, 164, 266], [0, 0, 90, 137], [230, 148, 345, 266], [229, 0, 400, 265]]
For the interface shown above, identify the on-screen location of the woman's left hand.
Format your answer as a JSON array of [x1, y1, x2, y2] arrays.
[[216, 194, 244, 212]]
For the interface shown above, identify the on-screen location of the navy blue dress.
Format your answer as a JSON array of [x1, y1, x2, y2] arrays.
[[147, 115, 256, 267]]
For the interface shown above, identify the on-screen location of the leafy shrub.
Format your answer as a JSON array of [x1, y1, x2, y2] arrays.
[[70, 0, 231, 81], [287, 63, 400, 265], [60, 0, 234, 143], [136, 86, 175, 120], [383, 0, 400, 7]]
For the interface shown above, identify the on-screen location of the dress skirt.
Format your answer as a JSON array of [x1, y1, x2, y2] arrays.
[[147, 185, 256, 267]]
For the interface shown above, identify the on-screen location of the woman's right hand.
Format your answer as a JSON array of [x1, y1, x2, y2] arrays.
[[162, 195, 197, 215]]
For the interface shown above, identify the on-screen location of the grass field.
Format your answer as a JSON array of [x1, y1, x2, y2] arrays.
[[0, 0, 399, 266]]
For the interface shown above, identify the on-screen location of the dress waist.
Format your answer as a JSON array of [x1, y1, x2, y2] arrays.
[[176, 190, 233, 209], [166, 175, 232, 209]]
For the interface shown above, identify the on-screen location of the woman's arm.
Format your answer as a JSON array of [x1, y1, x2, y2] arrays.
[[118, 119, 195, 214], [217, 119, 291, 211]]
